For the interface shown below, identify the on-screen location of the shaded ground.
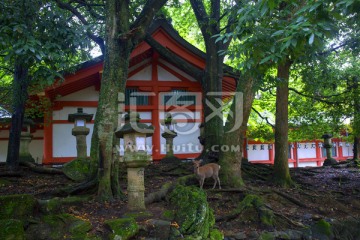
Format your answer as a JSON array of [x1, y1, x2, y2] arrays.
[[1, 161, 360, 239]]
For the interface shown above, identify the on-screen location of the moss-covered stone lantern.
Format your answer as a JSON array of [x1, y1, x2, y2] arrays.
[[68, 108, 93, 158], [19, 118, 35, 163], [322, 133, 338, 166], [115, 112, 154, 210], [160, 113, 179, 163]]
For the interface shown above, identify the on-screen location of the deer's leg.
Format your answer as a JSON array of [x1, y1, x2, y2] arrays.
[[217, 176, 221, 189], [200, 178, 204, 189], [212, 176, 217, 189]]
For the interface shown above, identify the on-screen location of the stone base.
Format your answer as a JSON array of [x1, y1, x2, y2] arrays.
[[323, 158, 338, 166]]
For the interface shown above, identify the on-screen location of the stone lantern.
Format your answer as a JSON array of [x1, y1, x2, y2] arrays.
[[322, 133, 338, 166], [19, 119, 35, 163], [68, 108, 93, 158], [115, 112, 154, 211], [161, 113, 179, 163]]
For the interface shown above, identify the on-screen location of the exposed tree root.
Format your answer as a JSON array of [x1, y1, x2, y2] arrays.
[[216, 210, 243, 222], [209, 188, 247, 193], [273, 189, 308, 208], [20, 161, 63, 174], [273, 211, 305, 228], [145, 174, 196, 205], [48, 178, 98, 197]]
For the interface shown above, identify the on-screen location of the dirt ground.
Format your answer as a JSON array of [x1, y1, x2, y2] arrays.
[[1, 161, 360, 238]]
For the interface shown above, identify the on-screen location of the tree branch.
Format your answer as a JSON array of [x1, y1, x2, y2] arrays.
[[252, 107, 275, 128], [288, 87, 345, 105], [130, 0, 168, 43], [190, 0, 210, 38], [55, 0, 105, 53]]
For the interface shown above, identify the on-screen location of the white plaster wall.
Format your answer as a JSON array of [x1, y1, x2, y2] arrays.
[[53, 123, 93, 157], [297, 142, 317, 159], [341, 142, 353, 157], [56, 86, 99, 101], [248, 144, 269, 161], [32, 130, 44, 138], [158, 66, 181, 81], [159, 111, 201, 121], [52, 107, 97, 121], [129, 58, 151, 72], [128, 65, 152, 81], [0, 130, 9, 138], [0, 140, 8, 162], [299, 161, 318, 167], [30, 139, 43, 164], [159, 59, 197, 82], [160, 123, 201, 154], [0, 129, 43, 163], [288, 163, 295, 168]]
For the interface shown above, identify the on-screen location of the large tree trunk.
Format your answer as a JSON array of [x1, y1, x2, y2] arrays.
[[6, 61, 29, 172], [91, 0, 131, 201], [219, 76, 256, 187], [190, 0, 228, 163], [90, 0, 167, 201], [273, 59, 293, 187]]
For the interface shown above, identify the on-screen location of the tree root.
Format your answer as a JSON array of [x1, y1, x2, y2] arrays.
[[20, 161, 63, 174], [273, 211, 305, 228], [208, 188, 247, 193], [48, 178, 98, 197], [215, 209, 243, 222], [145, 174, 196, 205], [273, 189, 308, 208]]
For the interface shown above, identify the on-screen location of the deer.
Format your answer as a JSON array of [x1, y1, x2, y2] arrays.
[[193, 160, 221, 189]]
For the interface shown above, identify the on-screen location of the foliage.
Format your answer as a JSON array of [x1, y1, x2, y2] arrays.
[[0, 0, 91, 86]]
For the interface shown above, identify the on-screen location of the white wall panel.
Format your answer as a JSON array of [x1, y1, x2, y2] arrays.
[[0, 130, 9, 138], [159, 111, 201, 120], [341, 142, 353, 157], [159, 59, 197, 82], [160, 123, 201, 154], [53, 107, 97, 121], [248, 144, 269, 161], [158, 66, 181, 81], [53, 123, 93, 157], [56, 86, 99, 101], [30, 140, 43, 164], [0, 140, 8, 162], [297, 142, 317, 159], [128, 65, 152, 81]]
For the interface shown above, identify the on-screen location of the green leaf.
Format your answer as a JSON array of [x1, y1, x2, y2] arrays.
[[260, 56, 271, 64], [272, 30, 284, 37], [308, 33, 314, 45]]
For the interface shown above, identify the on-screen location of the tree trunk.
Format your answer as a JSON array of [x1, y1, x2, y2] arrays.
[[219, 76, 256, 187], [273, 59, 293, 187], [90, 0, 167, 201], [201, 39, 224, 162], [6, 61, 29, 172], [190, 0, 228, 163], [91, 0, 131, 201]]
